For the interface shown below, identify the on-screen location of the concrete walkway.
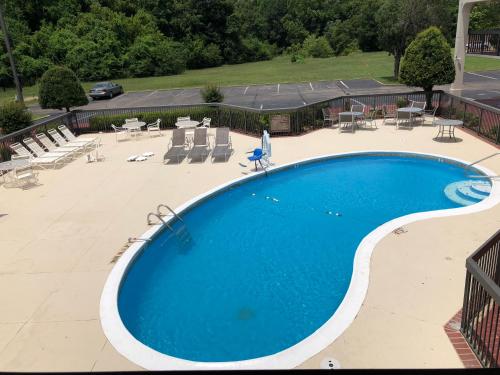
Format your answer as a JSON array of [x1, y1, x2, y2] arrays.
[[0, 123, 499, 370]]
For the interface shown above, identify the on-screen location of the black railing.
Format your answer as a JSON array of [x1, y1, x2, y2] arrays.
[[0, 90, 499, 162], [468, 30, 500, 56], [461, 230, 500, 368]]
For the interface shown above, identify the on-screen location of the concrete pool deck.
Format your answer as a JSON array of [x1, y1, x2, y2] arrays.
[[0, 122, 499, 371]]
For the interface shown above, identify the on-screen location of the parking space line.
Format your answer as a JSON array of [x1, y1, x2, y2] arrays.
[[260, 104, 263, 110], [277, 83, 280, 94], [467, 72, 498, 80], [339, 80, 349, 89], [309, 82, 314, 91], [244, 86, 249, 95], [490, 90, 500, 94]]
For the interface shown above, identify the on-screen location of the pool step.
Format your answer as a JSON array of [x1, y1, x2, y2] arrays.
[[444, 181, 491, 207]]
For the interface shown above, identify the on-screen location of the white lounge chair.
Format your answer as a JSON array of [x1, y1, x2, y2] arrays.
[[190, 127, 210, 162], [57, 125, 97, 146], [165, 128, 188, 163], [211, 127, 233, 162], [9, 142, 67, 169], [36, 133, 82, 156], [147, 119, 162, 137], [23, 137, 73, 162]]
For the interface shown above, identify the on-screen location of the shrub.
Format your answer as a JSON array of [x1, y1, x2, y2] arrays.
[[201, 84, 224, 103], [302, 35, 334, 58], [241, 38, 275, 62], [325, 21, 360, 57], [0, 101, 32, 135], [186, 39, 223, 69], [399, 27, 455, 109], [39, 66, 88, 112], [396, 98, 409, 108], [88, 107, 219, 132]]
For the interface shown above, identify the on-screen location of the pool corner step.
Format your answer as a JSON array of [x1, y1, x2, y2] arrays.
[[444, 180, 491, 207]]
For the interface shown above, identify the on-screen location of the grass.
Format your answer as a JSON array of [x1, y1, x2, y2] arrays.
[[2, 51, 500, 104]]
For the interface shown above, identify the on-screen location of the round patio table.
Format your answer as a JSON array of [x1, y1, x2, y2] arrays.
[[175, 120, 200, 129], [397, 107, 423, 114], [122, 121, 146, 131], [435, 119, 463, 140]]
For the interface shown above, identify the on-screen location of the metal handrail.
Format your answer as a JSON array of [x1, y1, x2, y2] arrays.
[[467, 153, 500, 169], [147, 212, 173, 231], [157, 204, 184, 223]]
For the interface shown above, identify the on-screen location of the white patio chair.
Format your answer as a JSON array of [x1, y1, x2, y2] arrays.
[[111, 124, 130, 142], [57, 125, 97, 146], [9, 142, 66, 169], [36, 133, 81, 156], [23, 137, 73, 161], [201, 117, 211, 128], [396, 110, 412, 129], [13, 164, 39, 187], [382, 105, 397, 125], [351, 103, 366, 126], [147, 119, 162, 137], [423, 107, 438, 126], [322, 108, 336, 127]]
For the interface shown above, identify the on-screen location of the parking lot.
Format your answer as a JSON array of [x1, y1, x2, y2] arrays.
[[30, 70, 500, 119]]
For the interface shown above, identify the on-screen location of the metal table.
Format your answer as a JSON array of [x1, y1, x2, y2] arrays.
[[397, 107, 424, 126], [122, 121, 146, 131], [435, 119, 463, 140], [175, 120, 200, 129]]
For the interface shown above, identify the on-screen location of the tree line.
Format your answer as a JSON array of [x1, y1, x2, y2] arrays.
[[0, 0, 499, 88]]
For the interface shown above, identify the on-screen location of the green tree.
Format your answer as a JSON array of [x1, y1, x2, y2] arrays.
[[0, 101, 32, 135], [38, 66, 88, 112], [301, 35, 333, 58], [399, 27, 455, 109], [376, 0, 455, 79]]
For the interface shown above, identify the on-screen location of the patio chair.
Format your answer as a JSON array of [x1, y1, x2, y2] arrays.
[[410, 101, 426, 125], [12, 164, 39, 188], [111, 124, 130, 142], [396, 110, 412, 129], [382, 105, 397, 125], [422, 106, 438, 126], [190, 127, 210, 162], [211, 127, 233, 162], [165, 128, 188, 163], [247, 148, 265, 171], [9, 142, 66, 169], [201, 117, 211, 128], [36, 133, 81, 156], [351, 103, 366, 125], [23, 137, 73, 162], [363, 109, 378, 129], [146, 119, 162, 137], [322, 108, 336, 127], [339, 112, 355, 133], [48, 128, 93, 152], [57, 125, 97, 145]]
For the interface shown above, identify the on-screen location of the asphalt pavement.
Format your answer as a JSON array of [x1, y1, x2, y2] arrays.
[[29, 70, 500, 117]]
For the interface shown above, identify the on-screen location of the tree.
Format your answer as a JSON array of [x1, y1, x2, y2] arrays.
[[399, 27, 455, 109], [376, 0, 455, 80], [38, 66, 88, 112], [0, 101, 32, 134]]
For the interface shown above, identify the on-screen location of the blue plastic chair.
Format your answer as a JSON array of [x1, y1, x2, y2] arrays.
[[247, 148, 265, 171]]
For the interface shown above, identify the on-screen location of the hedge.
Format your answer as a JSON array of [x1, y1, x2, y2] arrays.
[[87, 107, 219, 132]]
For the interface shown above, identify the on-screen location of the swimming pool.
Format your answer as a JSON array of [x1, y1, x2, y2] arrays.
[[101, 152, 498, 370]]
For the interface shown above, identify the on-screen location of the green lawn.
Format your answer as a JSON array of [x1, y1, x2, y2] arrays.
[[3, 51, 500, 104]]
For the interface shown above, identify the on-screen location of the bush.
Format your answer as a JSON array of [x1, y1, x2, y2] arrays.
[[88, 107, 219, 132], [399, 27, 455, 109], [201, 83, 224, 103], [186, 39, 223, 69], [241, 37, 275, 62], [302, 35, 334, 58], [396, 98, 409, 108], [325, 21, 360, 57], [0, 101, 32, 135], [39, 66, 88, 112]]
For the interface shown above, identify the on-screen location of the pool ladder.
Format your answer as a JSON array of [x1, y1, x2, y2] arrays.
[[146, 204, 184, 231], [466, 152, 500, 180]]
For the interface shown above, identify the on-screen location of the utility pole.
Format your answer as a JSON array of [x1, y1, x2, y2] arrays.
[[0, 1, 23, 104]]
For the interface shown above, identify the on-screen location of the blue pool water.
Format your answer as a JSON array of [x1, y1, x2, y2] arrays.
[[118, 155, 489, 362]]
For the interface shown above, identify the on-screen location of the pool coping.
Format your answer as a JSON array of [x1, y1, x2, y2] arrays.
[[100, 150, 500, 370]]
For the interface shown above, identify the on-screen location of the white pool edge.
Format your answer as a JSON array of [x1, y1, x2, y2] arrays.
[[100, 150, 500, 370]]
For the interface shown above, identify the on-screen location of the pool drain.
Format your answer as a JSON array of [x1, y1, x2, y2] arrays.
[[320, 357, 341, 370]]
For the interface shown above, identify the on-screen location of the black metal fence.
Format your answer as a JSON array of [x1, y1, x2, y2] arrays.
[[468, 30, 500, 56], [0, 90, 499, 162], [461, 230, 500, 368]]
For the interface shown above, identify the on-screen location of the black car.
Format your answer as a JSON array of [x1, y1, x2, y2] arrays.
[[89, 82, 124, 99]]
